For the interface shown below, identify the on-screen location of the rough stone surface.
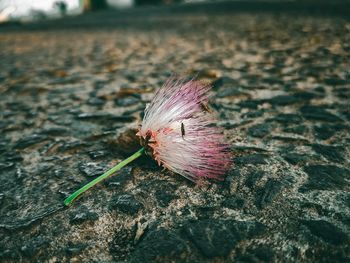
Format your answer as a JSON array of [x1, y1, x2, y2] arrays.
[[109, 194, 144, 215], [0, 3, 350, 263], [301, 220, 349, 245], [183, 219, 241, 258]]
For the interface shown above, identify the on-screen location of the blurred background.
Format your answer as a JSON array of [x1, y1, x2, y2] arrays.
[[1, 0, 350, 23], [4, 0, 191, 23]]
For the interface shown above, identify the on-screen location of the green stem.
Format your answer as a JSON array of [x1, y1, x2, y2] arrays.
[[64, 148, 144, 206]]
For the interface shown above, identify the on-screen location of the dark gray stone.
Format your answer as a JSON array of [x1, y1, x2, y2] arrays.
[[270, 113, 303, 124], [130, 228, 188, 263], [78, 162, 106, 177], [248, 123, 271, 138], [314, 124, 342, 140], [182, 219, 266, 258], [311, 144, 345, 162], [222, 195, 245, 209], [267, 95, 300, 106], [242, 110, 264, 118], [238, 100, 263, 109], [115, 96, 140, 107], [109, 194, 143, 215], [235, 154, 269, 165], [255, 179, 283, 209], [324, 78, 348, 86], [283, 124, 308, 135], [110, 228, 135, 261], [245, 170, 265, 189], [283, 153, 309, 165], [154, 183, 177, 207], [76, 112, 135, 123], [69, 206, 99, 224], [14, 134, 49, 149], [57, 140, 89, 152], [103, 166, 132, 188], [301, 165, 350, 191], [300, 105, 342, 122], [212, 77, 238, 90], [236, 246, 275, 262], [39, 127, 70, 136], [182, 219, 240, 258], [217, 86, 248, 98], [87, 97, 106, 106], [301, 220, 349, 245], [294, 91, 319, 100], [87, 149, 110, 160], [0, 162, 15, 170], [66, 243, 88, 255]]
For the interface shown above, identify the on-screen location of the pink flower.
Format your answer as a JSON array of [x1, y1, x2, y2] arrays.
[[137, 77, 232, 182], [64, 77, 233, 206]]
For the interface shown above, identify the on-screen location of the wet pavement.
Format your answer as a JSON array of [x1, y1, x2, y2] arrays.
[[0, 4, 350, 262]]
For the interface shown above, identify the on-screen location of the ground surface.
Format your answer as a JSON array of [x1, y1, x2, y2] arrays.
[[0, 3, 350, 263]]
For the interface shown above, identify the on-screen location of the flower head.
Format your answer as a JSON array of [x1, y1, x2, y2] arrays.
[[137, 77, 232, 182], [64, 77, 233, 206]]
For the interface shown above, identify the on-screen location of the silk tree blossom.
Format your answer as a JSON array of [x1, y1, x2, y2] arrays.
[[64, 77, 232, 206], [137, 78, 232, 182]]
